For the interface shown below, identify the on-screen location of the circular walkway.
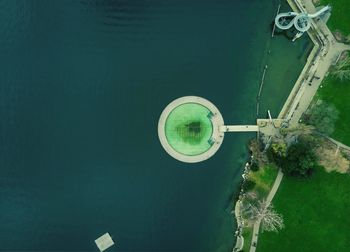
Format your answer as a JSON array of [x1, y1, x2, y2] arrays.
[[158, 96, 225, 163]]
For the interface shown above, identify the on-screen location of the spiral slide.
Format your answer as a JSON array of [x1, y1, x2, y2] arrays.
[[274, 6, 331, 33]]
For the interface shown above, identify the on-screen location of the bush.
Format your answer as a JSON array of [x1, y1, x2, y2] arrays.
[[281, 138, 317, 178], [266, 142, 287, 166], [250, 161, 259, 172], [242, 179, 256, 192]]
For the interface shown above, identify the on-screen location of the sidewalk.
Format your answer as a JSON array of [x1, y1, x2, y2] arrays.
[[326, 136, 350, 151], [249, 170, 283, 252], [279, 0, 350, 127], [246, 0, 350, 251]]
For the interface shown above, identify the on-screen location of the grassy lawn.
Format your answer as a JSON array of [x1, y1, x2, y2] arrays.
[[320, 0, 350, 35], [316, 75, 350, 146], [248, 164, 279, 198], [254, 2, 350, 251], [241, 227, 253, 252], [257, 166, 350, 252], [241, 165, 278, 251]]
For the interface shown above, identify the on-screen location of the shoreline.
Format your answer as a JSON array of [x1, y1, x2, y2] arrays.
[[232, 154, 253, 252], [232, 0, 350, 251]]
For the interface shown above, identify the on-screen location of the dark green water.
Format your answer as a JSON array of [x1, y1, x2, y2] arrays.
[[0, 0, 310, 251]]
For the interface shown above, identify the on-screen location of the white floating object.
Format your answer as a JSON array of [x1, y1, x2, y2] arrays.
[[95, 233, 115, 252]]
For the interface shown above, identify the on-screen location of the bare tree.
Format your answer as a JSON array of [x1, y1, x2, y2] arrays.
[[244, 200, 284, 232], [331, 57, 350, 81], [346, 34, 350, 43], [303, 100, 339, 135], [280, 124, 315, 136]]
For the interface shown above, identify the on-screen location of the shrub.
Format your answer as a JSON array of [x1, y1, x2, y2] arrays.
[[281, 138, 317, 178], [266, 142, 287, 166], [250, 161, 259, 172], [242, 180, 256, 192]]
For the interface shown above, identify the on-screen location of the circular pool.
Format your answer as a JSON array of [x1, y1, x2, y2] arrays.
[[158, 96, 225, 163]]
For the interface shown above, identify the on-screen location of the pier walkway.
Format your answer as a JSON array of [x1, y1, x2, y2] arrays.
[[219, 125, 259, 133], [278, 0, 350, 126]]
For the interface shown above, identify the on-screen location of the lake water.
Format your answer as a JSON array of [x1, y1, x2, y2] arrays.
[[0, 0, 310, 251]]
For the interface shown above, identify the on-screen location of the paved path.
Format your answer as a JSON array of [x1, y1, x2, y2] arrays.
[[279, 0, 350, 126], [237, 1, 350, 251], [286, 42, 349, 127], [219, 125, 259, 132], [249, 169, 283, 252], [248, 1, 350, 250], [246, 135, 350, 252], [326, 136, 350, 151], [247, 136, 350, 252]]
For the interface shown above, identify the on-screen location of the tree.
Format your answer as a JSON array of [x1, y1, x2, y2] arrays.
[[281, 138, 317, 177], [250, 160, 259, 172], [242, 179, 256, 192], [331, 57, 350, 81], [266, 142, 287, 166], [244, 200, 284, 232], [306, 100, 339, 135], [280, 124, 315, 136]]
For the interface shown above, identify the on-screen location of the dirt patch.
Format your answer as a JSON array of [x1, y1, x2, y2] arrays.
[[316, 140, 350, 174], [333, 30, 350, 43], [339, 51, 349, 62]]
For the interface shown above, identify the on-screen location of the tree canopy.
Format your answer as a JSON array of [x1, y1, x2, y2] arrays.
[[266, 142, 287, 166], [305, 100, 339, 135], [281, 140, 317, 177], [268, 138, 317, 178]]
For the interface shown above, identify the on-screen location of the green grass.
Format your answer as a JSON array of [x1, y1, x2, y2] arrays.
[[242, 227, 253, 252], [320, 0, 350, 35], [241, 165, 278, 251], [316, 75, 350, 146], [255, 2, 350, 250], [257, 166, 350, 252], [249, 164, 279, 198]]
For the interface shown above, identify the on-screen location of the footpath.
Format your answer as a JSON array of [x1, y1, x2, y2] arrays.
[[238, 0, 350, 251], [279, 0, 350, 126], [249, 170, 283, 252]]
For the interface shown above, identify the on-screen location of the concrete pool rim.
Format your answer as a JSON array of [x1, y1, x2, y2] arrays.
[[158, 96, 225, 163]]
